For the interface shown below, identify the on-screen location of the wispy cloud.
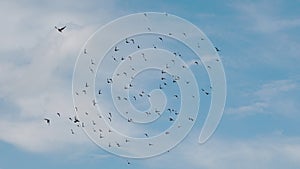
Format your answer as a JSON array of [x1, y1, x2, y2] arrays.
[[227, 79, 299, 117], [232, 1, 300, 34], [145, 134, 300, 169], [0, 0, 121, 153]]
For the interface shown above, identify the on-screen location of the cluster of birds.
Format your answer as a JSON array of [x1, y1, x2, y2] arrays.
[[46, 13, 221, 164]]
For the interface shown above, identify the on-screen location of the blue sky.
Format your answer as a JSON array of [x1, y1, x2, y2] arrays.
[[0, 0, 300, 168]]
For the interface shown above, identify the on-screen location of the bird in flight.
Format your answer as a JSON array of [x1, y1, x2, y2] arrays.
[[55, 26, 66, 33], [44, 118, 50, 125]]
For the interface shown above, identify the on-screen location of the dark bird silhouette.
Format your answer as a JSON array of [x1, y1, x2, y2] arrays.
[[91, 59, 95, 65], [144, 133, 149, 137], [215, 47, 220, 52], [114, 46, 119, 51], [44, 118, 50, 125], [130, 39, 135, 44], [107, 78, 113, 84], [74, 116, 80, 123], [188, 117, 194, 121], [84, 49, 87, 54], [71, 129, 75, 134], [159, 37, 163, 41], [55, 26, 66, 33], [92, 99, 97, 106], [98, 89, 102, 95], [56, 112, 60, 117]]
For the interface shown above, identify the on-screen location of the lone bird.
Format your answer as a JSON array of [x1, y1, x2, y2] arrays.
[[55, 26, 66, 33], [44, 118, 50, 125]]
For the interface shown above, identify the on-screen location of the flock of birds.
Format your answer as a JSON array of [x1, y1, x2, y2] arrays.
[[45, 13, 221, 164]]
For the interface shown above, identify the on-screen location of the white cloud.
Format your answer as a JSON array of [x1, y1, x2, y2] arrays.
[[0, 0, 122, 153], [226, 79, 299, 117], [145, 135, 300, 169], [232, 1, 300, 34]]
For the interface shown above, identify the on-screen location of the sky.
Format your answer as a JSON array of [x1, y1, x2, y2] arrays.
[[0, 0, 300, 168]]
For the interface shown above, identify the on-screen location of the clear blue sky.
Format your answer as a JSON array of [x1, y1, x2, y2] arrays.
[[0, 0, 300, 169]]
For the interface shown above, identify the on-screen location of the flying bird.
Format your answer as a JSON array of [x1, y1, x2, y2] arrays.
[[44, 118, 50, 125], [55, 26, 66, 33], [74, 116, 80, 123]]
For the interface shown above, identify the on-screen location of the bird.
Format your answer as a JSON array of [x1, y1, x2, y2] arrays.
[[71, 129, 75, 134], [55, 26, 66, 33], [114, 46, 119, 51], [107, 78, 113, 84], [130, 38, 135, 44], [92, 99, 97, 106], [159, 37, 163, 41], [91, 59, 95, 65], [188, 117, 194, 121], [215, 47, 220, 52], [84, 49, 87, 54], [74, 116, 80, 123], [44, 118, 50, 125], [144, 133, 149, 137], [98, 89, 102, 95], [56, 112, 60, 117]]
